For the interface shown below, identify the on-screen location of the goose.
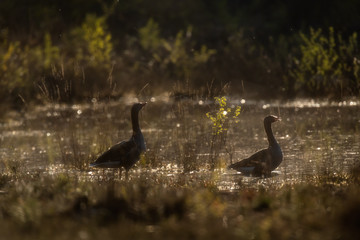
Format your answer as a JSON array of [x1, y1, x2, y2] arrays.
[[228, 115, 283, 177], [90, 102, 147, 179]]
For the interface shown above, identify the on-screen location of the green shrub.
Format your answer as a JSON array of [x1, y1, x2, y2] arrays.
[[0, 31, 45, 104], [0, 40, 30, 93], [290, 27, 360, 97], [69, 14, 113, 69], [139, 18, 162, 51], [137, 19, 216, 81], [41, 14, 116, 101]]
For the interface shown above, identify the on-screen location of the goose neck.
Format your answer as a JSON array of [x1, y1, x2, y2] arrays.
[[264, 121, 277, 145], [131, 110, 140, 133]]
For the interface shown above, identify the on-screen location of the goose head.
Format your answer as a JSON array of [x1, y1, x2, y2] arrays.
[[264, 115, 281, 124], [132, 102, 147, 113]]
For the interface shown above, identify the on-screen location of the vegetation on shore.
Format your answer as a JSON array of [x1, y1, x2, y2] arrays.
[[1, 0, 360, 109]]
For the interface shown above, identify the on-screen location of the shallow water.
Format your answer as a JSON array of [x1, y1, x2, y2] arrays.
[[1, 97, 359, 190]]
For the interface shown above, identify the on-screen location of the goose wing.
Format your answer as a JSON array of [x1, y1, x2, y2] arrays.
[[90, 140, 137, 168], [228, 149, 270, 172]]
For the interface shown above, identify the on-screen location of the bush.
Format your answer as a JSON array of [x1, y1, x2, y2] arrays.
[[290, 27, 360, 98], [40, 14, 115, 102], [137, 19, 216, 83], [0, 31, 59, 105]]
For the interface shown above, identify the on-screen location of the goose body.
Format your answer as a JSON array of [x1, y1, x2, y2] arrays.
[[90, 103, 146, 177], [228, 115, 283, 177]]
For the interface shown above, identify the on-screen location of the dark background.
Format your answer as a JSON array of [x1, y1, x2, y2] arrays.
[[0, 0, 359, 106]]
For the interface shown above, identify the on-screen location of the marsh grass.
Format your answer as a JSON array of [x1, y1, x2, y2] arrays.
[[1, 165, 360, 240], [0, 99, 359, 239], [57, 130, 96, 171]]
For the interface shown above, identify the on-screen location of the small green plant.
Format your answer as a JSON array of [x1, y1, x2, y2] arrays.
[[206, 96, 241, 135], [206, 96, 241, 170]]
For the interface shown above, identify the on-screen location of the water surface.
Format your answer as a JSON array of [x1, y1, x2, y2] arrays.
[[1, 97, 359, 190]]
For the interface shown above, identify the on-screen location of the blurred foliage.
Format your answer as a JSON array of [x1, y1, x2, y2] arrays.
[[138, 19, 216, 81], [43, 33, 60, 70], [0, 0, 360, 108], [139, 18, 161, 51], [290, 27, 360, 98], [0, 30, 50, 105], [68, 14, 113, 69], [0, 39, 30, 93]]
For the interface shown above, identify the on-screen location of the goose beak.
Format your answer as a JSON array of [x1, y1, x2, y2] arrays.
[[271, 115, 281, 122], [140, 102, 147, 107]]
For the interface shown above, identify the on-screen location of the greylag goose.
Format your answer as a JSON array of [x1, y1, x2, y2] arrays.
[[228, 115, 283, 177], [90, 102, 147, 179]]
